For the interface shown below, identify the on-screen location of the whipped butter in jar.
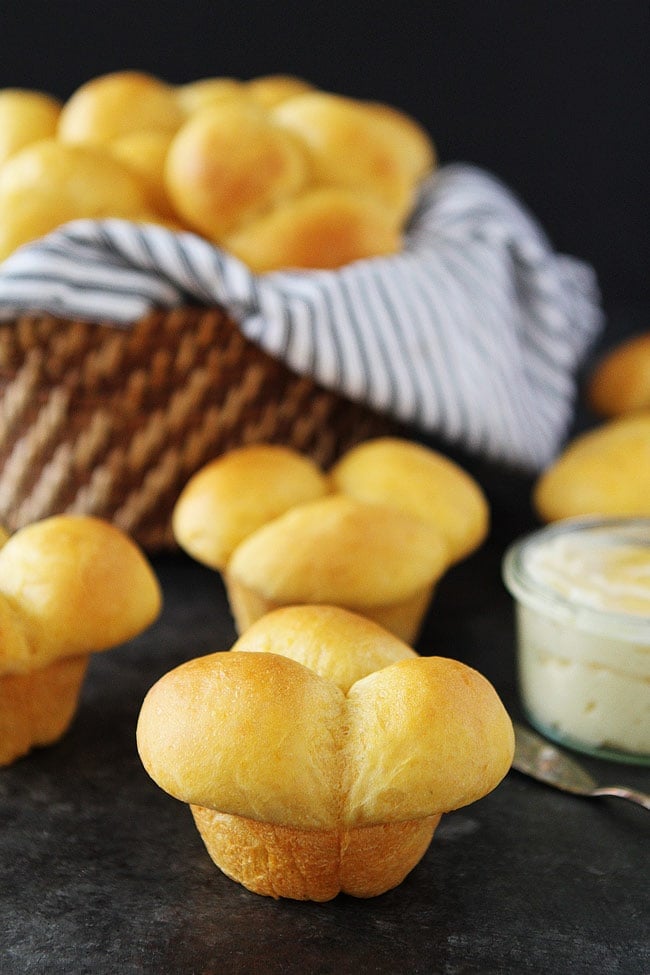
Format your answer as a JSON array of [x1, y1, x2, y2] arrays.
[[503, 518, 650, 764]]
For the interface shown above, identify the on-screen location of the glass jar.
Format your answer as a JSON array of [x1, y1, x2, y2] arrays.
[[503, 517, 650, 765]]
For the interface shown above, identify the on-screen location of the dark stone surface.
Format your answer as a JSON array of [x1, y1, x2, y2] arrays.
[[1, 517, 649, 975], [1, 305, 649, 974]]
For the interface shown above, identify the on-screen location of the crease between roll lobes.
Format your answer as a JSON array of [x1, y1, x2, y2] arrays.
[[136, 604, 514, 901]]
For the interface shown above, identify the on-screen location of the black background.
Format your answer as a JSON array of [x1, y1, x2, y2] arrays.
[[1, 9, 649, 971], [0, 0, 647, 308]]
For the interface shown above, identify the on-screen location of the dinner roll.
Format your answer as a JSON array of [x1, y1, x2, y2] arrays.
[[587, 332, 650, 417], [136, 605, 514, 900], [330, 437, 489, 563], [0, 515, 161, 765], [175, 77, 247, 115], [109, 129, 177, 220], [172, 439, 487, 641], [224, 187, 401, 272], [0, 88, 62, 167], [0, 655, 92, 772], [233, 604, 417, 692], [365, 100, 437, 182], [164, 101, 310, 241], [58, 70, 184, 146], [0, 139, 154, 260], [245, 74, 315, 108], [533, 411, 650, 522], [225, 494, 449, 641], [272, 91, 435, 220], [172, 444, 329, 570]]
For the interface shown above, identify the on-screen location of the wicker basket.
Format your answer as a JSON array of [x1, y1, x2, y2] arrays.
[[0, 306, 398, 550]]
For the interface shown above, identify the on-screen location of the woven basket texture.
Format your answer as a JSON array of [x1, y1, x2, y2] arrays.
[[0, 307, 397, 550]]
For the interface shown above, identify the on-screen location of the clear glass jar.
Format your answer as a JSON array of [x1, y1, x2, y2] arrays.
[[503, 517, 650, 765]]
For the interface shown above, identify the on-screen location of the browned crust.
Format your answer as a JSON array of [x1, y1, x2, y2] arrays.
[[0, 654, 89, 766], [191, 804, 441, 901]]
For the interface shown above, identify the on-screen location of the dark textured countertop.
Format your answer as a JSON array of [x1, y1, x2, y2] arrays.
[[2, 304, 649, 975], [1, 495, 649, 975]]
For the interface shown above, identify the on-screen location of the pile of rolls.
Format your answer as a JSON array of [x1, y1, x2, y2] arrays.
[[533, 335, 650, 523], [0, 71, 436, 269]]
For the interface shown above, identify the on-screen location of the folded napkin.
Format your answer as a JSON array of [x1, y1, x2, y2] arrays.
[[0, 163, 603, 471]]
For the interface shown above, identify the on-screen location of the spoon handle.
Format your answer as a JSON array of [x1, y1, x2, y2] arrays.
[[592, 786, 650, 810]]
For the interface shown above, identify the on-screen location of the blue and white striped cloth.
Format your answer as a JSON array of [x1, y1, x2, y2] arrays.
[[0, 163, 603, 470]]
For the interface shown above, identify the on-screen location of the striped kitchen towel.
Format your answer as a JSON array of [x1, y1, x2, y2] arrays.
[[0, 163, 603, 470]]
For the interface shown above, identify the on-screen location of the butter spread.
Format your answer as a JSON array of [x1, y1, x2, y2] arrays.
[[504, 519, 650, 762], [524, 525, 650, 616]]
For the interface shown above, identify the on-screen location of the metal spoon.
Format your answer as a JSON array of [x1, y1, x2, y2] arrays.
[[512, 723, 650, 811]]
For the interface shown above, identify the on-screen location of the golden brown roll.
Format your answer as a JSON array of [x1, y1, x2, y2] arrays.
[[164, 101, 310, 242], [587, 333, 650, 418], [224, 187, 402, 273], [136, 605, 514, 900], [225, 494, 449, 642], [174, 75, 314, 117], [175, 77, 247, 116], [172, 439, 488, 641], [0, 88, 62, 167], [245, 74, 316, 109], [364, 100, 437, 182], [0, 139, 156, 260], [0, 514, 161, 766], [329, 437, 489, 563], [108, 129, 177, 220], [58, 70, 184, 146], [272, 91, 435, 221], [172, 444, 329, 571], [232, 604, 417, 689], [533, 411, 650, 522]]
